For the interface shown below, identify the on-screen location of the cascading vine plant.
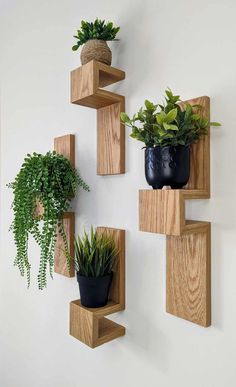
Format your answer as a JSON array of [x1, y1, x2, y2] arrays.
[[8, 151, 89, 290]]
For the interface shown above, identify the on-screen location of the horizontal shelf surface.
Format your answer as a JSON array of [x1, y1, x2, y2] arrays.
[[70, 300, 122, 317], [97, 318, 125, 347], [139, 188, 210, 236]]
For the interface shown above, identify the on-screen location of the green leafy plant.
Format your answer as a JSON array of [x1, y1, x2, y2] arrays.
[[8, 151, 89, 289], [74, 227, 117, 277], [72, 18, 120, 51], [121, 89, 221, 147]]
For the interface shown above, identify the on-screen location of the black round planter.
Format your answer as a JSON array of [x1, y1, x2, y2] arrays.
[[145, 145, 190, 189], [77, 272, 113, 308]]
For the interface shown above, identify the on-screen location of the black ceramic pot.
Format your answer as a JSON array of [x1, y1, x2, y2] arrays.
[[145, 145, 190, 189], [77, 272, 113, 308]]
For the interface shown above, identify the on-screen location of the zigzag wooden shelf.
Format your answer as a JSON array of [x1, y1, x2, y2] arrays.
[[70, 227, 125, 348], [70, 60, 125, 175], [139, 96, 211, 327], [54, 134, 75, 278]]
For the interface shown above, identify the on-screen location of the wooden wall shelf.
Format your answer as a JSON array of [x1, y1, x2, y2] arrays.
[[139, 96, 211, 327], [70, 227, 125, 348], [70, 60, 125, 175], [54, 134, 75, 278]]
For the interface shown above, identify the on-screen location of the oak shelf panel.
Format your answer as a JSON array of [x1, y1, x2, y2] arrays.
[[70, 227, 125, 348], [54, 134, 75, 278], [139, 96, 211, 327], [139, 188, 209, 236], [166, 223, 211, 327], [70, 60, 125, 175], [97, 318, 125, 347]]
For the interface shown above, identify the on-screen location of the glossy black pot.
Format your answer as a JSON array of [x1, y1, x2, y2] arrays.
[[145, 145, 190, 189], [77, 272, 113, 308]]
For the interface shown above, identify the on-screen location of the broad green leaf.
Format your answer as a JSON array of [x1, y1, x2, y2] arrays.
[[159, 129, 166, 137], [156, 111, 166, 125], [120, 112, 130, 123], [168, 124, 179, 131], [166, 108, 177, 123], [72, 45, 79, 51], [163, 122, 171, 130], [164, 133, 175, 139], [145, 100, 155, 110]]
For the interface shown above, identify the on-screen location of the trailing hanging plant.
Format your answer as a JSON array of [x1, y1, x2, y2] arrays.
[[72, 18, 120, 51], [74, 227, 117, 277], [121, 89, 221, 147], [8, 151, 89, 290]]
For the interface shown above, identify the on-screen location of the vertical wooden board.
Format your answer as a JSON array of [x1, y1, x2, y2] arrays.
[[96, 227, 125, 308], [181, 96, 210, 194], [70, 61, 95, 103], [97, 101, 125, 175], [54, 134, 75, 167], [166, 224, 211, 327], [54, 212, 75, 277], [70, 301, 97, 347], [139, 189, 184, 235], [53, 134, 75, 277]]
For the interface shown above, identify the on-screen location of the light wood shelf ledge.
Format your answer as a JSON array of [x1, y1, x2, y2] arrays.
[[70, 60, 125, 175], [70, 227, 125, 348], [139, 96, 211, 327]]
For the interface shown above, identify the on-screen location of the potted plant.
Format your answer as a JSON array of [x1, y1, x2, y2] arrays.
[[74, 227, 117, 308], [121, 89, 221, 189], [72, 18, 120, 66], [8, 151, 89, 289]]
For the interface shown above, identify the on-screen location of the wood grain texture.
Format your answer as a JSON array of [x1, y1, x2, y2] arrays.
[[139, 189, 209, 236], [96, 318, 125, 348], [139, 189, 183, 235], [54, 212, 75, 277], [180, 96, 210, 196], [70, 300, 96, 348], [70, 60, 125, 175], [70, 302, 125, 348], [71, 60, 95, 103], [69, 227, 125, 348], [70, 60, 125, 105], [97, 101, 125, 175], [54, 134, 75, 167], [166, 223, 211, 327], [54, 134, 75, 277], [95, 61, 125, 88]]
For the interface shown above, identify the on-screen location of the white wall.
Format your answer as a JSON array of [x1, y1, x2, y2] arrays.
[[0, 0, 235, 386]]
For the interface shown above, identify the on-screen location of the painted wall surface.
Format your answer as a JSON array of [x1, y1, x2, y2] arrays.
[[0, 0, 234, 386]]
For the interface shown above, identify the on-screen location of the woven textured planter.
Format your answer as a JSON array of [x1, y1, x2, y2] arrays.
[[80, 39, 112, 65]]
